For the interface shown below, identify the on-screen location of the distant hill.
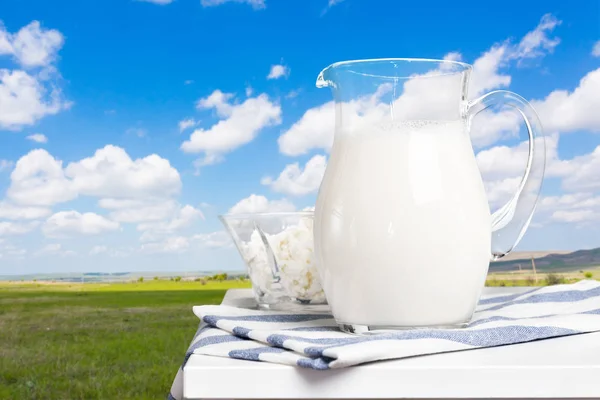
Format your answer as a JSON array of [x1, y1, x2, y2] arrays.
[[497, 250, 571, 261], [490, 248, 600, 273]]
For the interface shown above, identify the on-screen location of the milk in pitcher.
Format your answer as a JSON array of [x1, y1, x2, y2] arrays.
[[314, 120, 492, 328]]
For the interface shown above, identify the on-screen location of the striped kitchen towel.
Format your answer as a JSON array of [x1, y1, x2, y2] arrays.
[[168, 280, 600, 400]]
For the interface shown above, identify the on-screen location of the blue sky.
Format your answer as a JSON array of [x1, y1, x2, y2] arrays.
[[0, 0, 599, 274]]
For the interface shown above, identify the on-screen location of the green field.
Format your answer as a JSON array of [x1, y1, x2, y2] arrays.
[[0, 280, 251, 400], [485, 268, 600, 286]]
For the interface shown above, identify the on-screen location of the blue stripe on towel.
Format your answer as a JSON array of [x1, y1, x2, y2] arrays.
[[232, 326, 251, 338], [191, 323, 211, 342], [266, 333, 356, 347], [183, 333, 248, 366], [301, 325, 579, 357], [469, 308, 600, 327], [484, 285, 600, 312], [284, 326, 341, 332], [203, 313, 332, 325], [297, 356, 332, 370], [477, 288, 542, 305]]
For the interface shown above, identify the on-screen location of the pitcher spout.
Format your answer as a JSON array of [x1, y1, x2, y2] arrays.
[[316, 66, 334, 88]]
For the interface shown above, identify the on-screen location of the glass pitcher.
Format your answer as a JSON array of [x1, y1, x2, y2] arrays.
[[313, 58, 545, 333]]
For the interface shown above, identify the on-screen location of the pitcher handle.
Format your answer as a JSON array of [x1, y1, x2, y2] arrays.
[[466, 90, 546, 260]]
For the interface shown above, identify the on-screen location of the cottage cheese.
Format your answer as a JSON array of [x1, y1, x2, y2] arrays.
[[240, 216, 325, 303]]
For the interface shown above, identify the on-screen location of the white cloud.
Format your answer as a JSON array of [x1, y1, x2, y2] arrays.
[[277, 101, 334, 156], [551, 209, 597, 223], [89, 245, 132, 257], [228, 194, 295, 214], [98, 198, 150, 209], [469, 45, 512, 97], [102, 199, 177, 223], [0, 25, 11, 54], [475, 134, 572, 209], [109, 248, 133, 258], [0, 69, 70, 130], [141, 236, 190, 254], [278, 85, 390, 156], [37, 243, 60, 254], [285, 89, 301, 99], [200, 0, 266, 9], [267, 64, 289, 80], [512, 13, 561, 63], [470, 109, 522, 148], [0, 21, 69, 130], [0, 202, 51, 220], [90, 245, 108, 255], [156, 204, 204, 230], [477, 134, 569, 180], [182, 91, 281, 165], [0, 159, 14, 171], [178, 118, 198, 132], [192, 231, 232, 248], [137, 0, 174, 4], [184, 80, 194, 85], [476, 138, 531, 181], [137, 204, 204, 242], [0, 21, 64, 68], [190, 155, 222, 174], [195, 89, 234, 117], [558, 146, 600, 193], [34, 243, 75, 257], [245, 86, 253, 97], [125, 127, 147, 138], [475, 130, 600, 224], [538, 194, 600, 225], [0, 221, 39, 236], [8, 149, 77, 206], [43, 211, 120, 238], [0, 243, 27, 258], [483, 176, 522, 209], [65, 145, 181, 199], [470, 13, 560, 96], [593, 41, 600, 57], [472, 65, 600, 195], [26, 133, 48, 143], [8, 146, 182, 209], [261, 155, 327, 196], [443, 52, 462, 62], [531, 68, 600, 134], [321, 0, 345, 15]]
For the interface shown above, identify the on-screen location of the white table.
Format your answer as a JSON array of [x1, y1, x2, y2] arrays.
[[182, 288, 600, 399]]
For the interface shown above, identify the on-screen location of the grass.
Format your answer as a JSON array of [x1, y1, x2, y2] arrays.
[[485, 269, 599, 286], [0, 280, 250, 400]]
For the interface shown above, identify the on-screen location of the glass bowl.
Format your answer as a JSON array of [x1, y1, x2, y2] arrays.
[[219, 211, 327, 310]]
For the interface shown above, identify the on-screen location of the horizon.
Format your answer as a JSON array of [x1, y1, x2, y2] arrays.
[[1, 247, 596, 277], [1, 0, 599, 275]]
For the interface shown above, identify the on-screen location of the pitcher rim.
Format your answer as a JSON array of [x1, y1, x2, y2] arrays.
[[329, 57, 471, 69], [319, 58, 472, 81]]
